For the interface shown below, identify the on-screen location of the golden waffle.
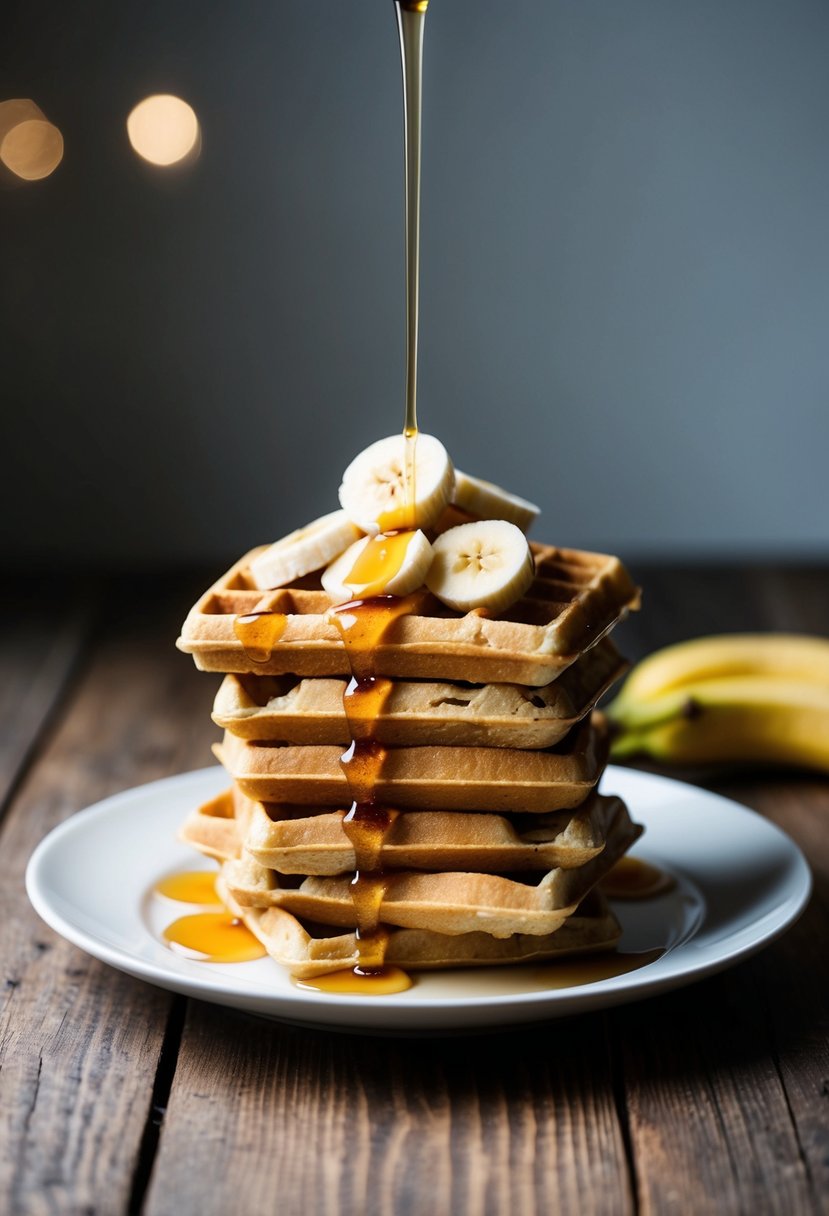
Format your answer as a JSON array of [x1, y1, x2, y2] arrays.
[[216, 714, 609, 813], [224, 795, 639, 938], [178, 789, 246, 862], [177, 543, 640, 686], [211, 637, 626, 748], [217, 874, 622, 977], [180, 786, 628, 875], [245, 791, 630, 875]]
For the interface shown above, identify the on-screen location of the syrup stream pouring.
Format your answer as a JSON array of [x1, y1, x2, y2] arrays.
[[396, 0, 428, 520], [316, 2, 432, 994]]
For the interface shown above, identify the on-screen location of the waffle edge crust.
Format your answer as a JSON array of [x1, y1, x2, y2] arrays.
[[177, 542, 640, 686]]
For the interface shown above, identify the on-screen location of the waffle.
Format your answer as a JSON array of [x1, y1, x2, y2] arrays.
[[177, 543, 640, 686], [178, 789, 245, 862], [224, 794, 638, 938], [245, 790, 630, 875], [180, 787, 629, 875], [211, 637, 626, 749], [217, 873, 622, 977], [215, 714, 609, 813]]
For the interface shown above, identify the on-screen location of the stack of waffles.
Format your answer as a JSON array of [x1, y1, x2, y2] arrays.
[[177, 532, 642, 979]]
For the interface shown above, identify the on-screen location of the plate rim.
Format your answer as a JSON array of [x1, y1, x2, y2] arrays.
[[25, 765, 813, 1027]]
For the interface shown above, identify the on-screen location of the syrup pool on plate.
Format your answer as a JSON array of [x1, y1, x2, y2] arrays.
[[155, 870, 222, 905], [295, 966, 412, 995], [154, 869, 266, 963], [600, 856, 675, 900], [162, 911, 266, 964]]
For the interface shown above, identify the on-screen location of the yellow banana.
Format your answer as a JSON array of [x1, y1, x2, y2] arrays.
[[612, 634, 829, 706], [609, 676, 829, 773]]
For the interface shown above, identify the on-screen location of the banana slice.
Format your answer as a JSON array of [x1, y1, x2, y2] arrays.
[[250, 510, 362, 591], [339, 433, 454, 533], [322, 529, 434, 604], [453, 470, 540, 533], [426, 520, 535, 614]]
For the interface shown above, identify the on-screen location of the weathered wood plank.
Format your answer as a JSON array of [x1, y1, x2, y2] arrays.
[[612, 563, 829, 1215], [0, 578, 93, 818], [732, 777, 829, 1213], [711, 567, 829, 1210], [0, 581, 218, 1216], [615, 968, 817, 1215], [144, 1005, 633, 1216]]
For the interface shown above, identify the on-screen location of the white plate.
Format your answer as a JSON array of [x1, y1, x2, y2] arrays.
[[26, 766, 810, 1033]]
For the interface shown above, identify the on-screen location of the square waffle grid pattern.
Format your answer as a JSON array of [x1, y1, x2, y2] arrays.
[[177, 543, 641, 686]]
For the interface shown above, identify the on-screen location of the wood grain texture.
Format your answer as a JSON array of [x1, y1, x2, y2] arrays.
[[742, 778, 829, 1212], [2, 565, 829, 1216], [0, 578, 94, 820], [614, 968, 816, 1215], [713, 571, 829, 1210], [144, 1004, 632, 1216], [611, 565, 829, 1216], [0, 581, 218, 1216], [614, 774, 829, 1216]]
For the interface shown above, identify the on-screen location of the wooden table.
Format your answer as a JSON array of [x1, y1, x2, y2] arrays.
[[2, 565, 827, 1216]]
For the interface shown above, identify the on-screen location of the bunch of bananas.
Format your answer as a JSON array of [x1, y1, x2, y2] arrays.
[[606, 634, 829, 773]]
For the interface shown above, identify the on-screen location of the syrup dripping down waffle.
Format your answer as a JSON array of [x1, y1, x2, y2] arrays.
[[214, 714, 609, 813], [223, 795, 640, 938], [177, 543, 640, 686], [216, 874, 623, 977], [180, 788, 629, 876], [211, 637, 626, 749]]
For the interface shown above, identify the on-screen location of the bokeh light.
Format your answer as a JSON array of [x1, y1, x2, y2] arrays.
[[126, 94, 200, 166], [0, 99, 64, 180]]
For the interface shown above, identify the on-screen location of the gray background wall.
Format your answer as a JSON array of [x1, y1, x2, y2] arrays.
[[2, 0, 827, 567]]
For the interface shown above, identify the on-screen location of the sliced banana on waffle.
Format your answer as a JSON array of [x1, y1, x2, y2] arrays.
[[426, 520, 535, 614], [452, 470, 540, 533], [250, 510, 362, 590], [339, 433, 454, 533], [322, 529, 434, 604]]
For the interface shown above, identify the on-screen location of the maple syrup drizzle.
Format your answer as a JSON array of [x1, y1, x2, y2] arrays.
[[343, 674, 395, 741], [155, 870, 223, 905], [403, 425, 418, 531], [396, 2, 427, 446], [332, 601, 409, 984], [296, 3, 428, 995], [600, 857, 675, 900], [330, 603, 422, 986], [233, 610, 287, 663], [296, 965, 412, 995], [155, 866, 266, 962], [375, 445, 419, 533], [334, 593, 422, 676], [163, 911, 266, 963], [344, 530, 418, 598]]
